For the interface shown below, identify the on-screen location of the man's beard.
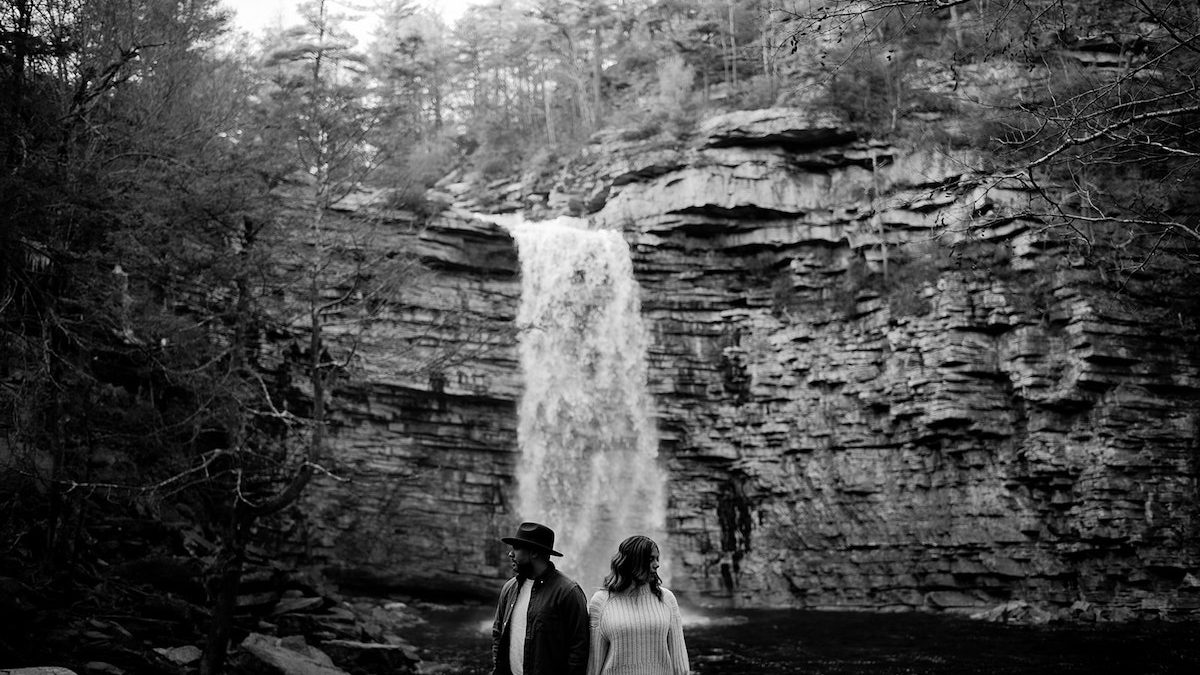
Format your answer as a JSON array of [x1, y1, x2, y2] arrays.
[[514, 559, 537, 578]]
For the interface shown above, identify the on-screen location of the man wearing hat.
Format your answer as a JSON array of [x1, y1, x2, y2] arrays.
[[491, 522, 589, 675]]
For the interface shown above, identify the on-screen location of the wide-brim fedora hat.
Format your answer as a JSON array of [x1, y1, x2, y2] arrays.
[[501, 521, 563, 556]]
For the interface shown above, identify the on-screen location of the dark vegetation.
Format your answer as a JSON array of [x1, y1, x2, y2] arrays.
[[777, 0, 1200, 328], [2, 0, 1199, 672]]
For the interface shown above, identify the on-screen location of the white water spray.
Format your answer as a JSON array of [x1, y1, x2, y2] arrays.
[[500, 215, 667, 592]]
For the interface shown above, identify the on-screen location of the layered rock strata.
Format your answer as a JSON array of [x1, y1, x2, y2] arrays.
[[574, 108, 1200, 618], [288, 108, 1199, 619], [272, 206, 523, 599]]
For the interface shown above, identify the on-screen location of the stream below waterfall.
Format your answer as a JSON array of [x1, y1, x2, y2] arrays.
[[404, 602, 1200, 674]]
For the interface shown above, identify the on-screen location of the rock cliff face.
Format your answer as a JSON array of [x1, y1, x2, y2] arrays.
[[273, 209, 524, 599], [575, 109, 1200, 618], [293, 108, 1200, 618]]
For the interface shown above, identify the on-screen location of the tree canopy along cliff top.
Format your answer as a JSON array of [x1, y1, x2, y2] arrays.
[[786, 0, 1199, 262]]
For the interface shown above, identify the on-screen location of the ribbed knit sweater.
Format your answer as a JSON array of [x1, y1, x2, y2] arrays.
[[586, 585, 689, 675]]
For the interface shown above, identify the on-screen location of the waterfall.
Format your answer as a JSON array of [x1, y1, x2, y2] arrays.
[[501, 214, 667, 593]]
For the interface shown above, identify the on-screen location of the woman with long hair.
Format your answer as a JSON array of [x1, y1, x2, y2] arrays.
[[586, 535, 689, 675]]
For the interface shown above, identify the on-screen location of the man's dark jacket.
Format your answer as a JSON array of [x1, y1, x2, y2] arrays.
[[491, 563, 589, 675]]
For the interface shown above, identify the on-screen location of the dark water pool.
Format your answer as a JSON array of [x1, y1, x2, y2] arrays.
[[404, 603, 1200, 674]]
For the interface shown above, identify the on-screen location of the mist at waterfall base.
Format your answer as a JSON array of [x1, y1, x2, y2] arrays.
[[502, 214, 667, 593], [406, 603, 1200, 673]]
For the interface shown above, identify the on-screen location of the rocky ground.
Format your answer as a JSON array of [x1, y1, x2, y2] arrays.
[[0, 546, 448, 675]]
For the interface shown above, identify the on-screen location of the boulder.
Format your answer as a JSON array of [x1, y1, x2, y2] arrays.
[[236, 633, 348, 675]]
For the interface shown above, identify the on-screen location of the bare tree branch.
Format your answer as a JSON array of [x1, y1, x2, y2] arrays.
[[1027, 103, 1200, 167]]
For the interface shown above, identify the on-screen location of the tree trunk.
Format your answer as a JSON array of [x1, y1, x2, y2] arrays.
[[200, 514, 245, 675], [591, 26, 603, 129], [7, 0, 29, 166], [951, 5, 964, 50], [721, 34, 730, 85], [871, 151, 888, 282], [433, 76, 443, 130], [544, 80, 557, 144], [761, 7, 770, 79], [728, 2, 737, 88]]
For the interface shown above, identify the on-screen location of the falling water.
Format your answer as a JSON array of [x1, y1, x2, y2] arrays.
[[501, 214, 667, 593]]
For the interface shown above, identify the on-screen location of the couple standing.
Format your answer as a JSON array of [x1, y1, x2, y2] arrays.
[[491, 522, 690, 675]]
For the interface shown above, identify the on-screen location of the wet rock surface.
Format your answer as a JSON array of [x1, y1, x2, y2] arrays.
[[283, 107, 1199, 619], [593, 110, 1200, 616]]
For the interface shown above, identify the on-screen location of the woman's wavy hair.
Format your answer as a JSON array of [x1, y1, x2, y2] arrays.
[[603, 535, 663, 600]]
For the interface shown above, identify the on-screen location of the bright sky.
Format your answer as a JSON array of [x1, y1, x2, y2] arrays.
[[225, 0, 477, 34]]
